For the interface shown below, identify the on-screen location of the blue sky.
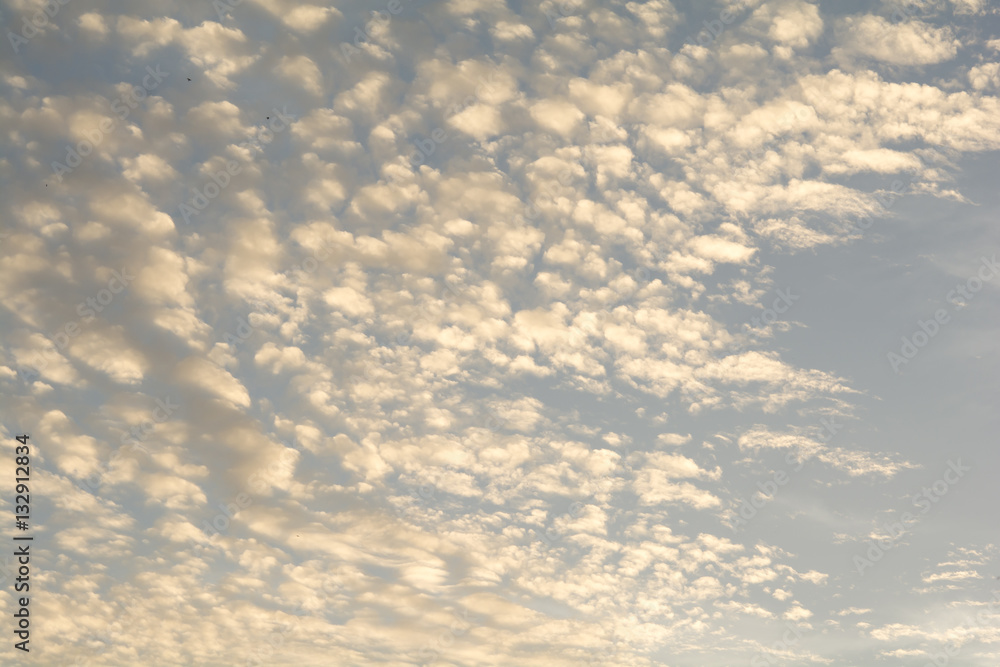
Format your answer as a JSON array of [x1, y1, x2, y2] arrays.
[[1, 0, 1000, 664]]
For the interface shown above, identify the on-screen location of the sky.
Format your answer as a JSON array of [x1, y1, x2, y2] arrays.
[[1, 0, 1000, 664]]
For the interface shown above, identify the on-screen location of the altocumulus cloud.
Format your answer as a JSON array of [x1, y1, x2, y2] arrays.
[[1, 0, 1000, 665]]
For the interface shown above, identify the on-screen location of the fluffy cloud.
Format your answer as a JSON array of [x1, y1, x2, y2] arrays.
[[1, 0, 998, 664]]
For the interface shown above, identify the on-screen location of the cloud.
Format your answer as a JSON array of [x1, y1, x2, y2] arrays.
[[834, 15, 961, 65], [2, 0, 999, 663]]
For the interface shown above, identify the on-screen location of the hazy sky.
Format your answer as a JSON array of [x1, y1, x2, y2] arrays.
[[2, 0, 1000, 664]]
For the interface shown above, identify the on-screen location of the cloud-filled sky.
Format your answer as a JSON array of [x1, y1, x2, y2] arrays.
[[1, 0, 1000, 664]]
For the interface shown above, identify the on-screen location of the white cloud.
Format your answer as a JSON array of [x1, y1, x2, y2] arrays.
[[4, 1, 1000, 663], [834, 15, 960, 65]]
